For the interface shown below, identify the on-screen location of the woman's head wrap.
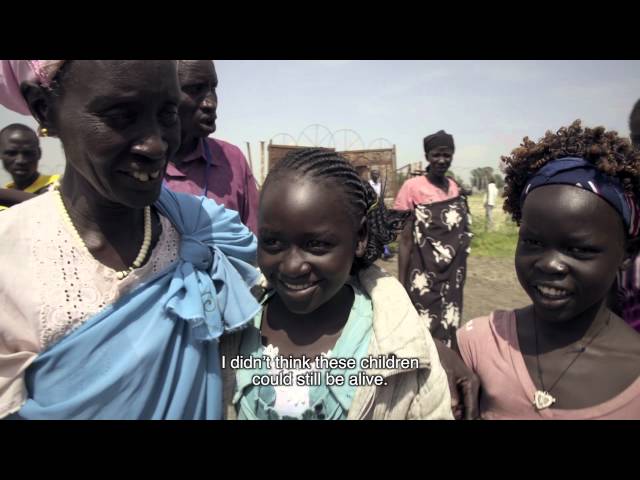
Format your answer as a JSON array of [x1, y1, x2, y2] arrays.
[[0, 60, 65, 115]]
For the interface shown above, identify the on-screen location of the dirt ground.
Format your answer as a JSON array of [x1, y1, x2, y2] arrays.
[[374, 255, 530, 323]]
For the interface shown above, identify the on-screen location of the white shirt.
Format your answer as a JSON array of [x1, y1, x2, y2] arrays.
[[369, 179, 381, 197], [485, 183, 498, 207]]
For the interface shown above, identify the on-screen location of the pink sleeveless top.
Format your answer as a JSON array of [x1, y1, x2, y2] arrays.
[[457, 311, 640, 419]]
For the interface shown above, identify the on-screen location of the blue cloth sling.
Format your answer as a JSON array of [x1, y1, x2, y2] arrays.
[[10, 188, 260, 420]]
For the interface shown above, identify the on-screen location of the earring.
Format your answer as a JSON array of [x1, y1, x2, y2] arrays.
[[38, 126, 48, 137]]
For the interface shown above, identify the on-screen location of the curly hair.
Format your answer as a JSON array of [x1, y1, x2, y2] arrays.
[[263, 148, 410, 273], [501, 120, 640, 226]]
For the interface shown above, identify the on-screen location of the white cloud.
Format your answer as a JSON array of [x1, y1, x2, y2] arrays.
[[456, 144, 492, 163]]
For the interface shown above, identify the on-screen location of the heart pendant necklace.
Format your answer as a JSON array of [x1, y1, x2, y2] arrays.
[[532, 312, 610, 411]]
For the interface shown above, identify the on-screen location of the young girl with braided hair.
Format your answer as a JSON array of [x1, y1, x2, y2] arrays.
[[221, 148, 455, 420]]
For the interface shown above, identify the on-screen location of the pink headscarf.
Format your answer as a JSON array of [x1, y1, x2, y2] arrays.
[[0, 60, 65, 115]]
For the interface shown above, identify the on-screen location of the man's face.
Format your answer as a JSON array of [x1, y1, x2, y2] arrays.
[[178, 60, 218, 139], [370, 170, 380, 182], [0, 128, 41, 187]]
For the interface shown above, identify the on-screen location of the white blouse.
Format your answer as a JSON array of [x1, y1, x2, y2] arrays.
[[0, 192, 180, 417]]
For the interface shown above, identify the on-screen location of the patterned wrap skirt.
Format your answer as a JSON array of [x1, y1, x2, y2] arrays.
[[403, 195, 472, 347]]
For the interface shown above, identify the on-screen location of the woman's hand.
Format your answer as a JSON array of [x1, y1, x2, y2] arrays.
[[433, 338, 480, 420]]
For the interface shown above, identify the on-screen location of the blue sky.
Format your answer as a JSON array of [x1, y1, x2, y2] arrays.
[[2, 60, 639, 185]]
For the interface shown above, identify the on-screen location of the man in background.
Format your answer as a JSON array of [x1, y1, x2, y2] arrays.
[[484, 180, 498, 231], [164, 60, 259, 234], [0, 123, 59, 211]]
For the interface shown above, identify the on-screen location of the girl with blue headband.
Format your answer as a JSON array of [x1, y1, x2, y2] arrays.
[[456, 120, 640, 419]]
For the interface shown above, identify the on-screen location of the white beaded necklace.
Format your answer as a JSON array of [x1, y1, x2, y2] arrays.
[[54, 190, 152, 280]]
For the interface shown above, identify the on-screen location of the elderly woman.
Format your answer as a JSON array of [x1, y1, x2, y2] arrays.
[[0, 60, 260, 419]]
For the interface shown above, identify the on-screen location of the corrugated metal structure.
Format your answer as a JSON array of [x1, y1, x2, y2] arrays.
[[267, 143, 399, 202]]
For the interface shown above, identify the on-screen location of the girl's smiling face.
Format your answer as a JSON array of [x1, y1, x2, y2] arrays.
[[258, 175, 367, 315], [515, 184, 630, 323]]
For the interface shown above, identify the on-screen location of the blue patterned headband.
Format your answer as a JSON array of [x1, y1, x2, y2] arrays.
[[520, 157, 639, 237]]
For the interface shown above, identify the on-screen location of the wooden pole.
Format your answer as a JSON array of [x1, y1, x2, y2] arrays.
[[260, 141, 266, 184], [245, 142, 254, 176]]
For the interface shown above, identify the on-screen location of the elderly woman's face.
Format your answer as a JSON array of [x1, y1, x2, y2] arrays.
[[51, 60, 181, 207]]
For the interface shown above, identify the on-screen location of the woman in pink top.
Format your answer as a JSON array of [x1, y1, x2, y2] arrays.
[[394, 130, 471, 349], [457, 121, 640, 419]]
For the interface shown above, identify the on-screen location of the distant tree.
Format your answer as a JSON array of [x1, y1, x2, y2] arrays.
[[470, 168, 482, 189], [481, 167, 494, 191], [470, 166, 504, 192]]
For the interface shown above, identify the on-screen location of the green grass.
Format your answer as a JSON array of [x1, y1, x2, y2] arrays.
[[467, 194, 519, 258]]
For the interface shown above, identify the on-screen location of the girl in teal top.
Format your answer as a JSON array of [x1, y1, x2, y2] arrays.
[[236, 279, 372, 419], [233, 148, 410, 420]]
